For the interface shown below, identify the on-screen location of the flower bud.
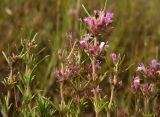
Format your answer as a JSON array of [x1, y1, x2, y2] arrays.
[[110, 53, 117, 64]]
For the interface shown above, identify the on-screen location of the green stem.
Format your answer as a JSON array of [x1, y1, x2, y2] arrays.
[[67, 41, 77, 59], [96, 112, 99, 117], [60, 82, 64, 112], [76, 106, 80, 117], [94, 91, 99, 117], [135, 96, 140, 116], [14, 87, 18, 110], [108, 86, 114, 110], [82, 4, 91, 17], [92, 58, 96, 81], [6, 91, 10, 117], [107, 64, 118, 117], [107, 111, 110, 117], [144, 97, 149, 116], [106, 86, 114, 117], [92, 37, 97, 80], [60, 83, 67, 117], [103, 0, 108, 11]]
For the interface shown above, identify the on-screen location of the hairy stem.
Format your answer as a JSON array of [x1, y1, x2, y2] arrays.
[[92, 36, 99, 117]]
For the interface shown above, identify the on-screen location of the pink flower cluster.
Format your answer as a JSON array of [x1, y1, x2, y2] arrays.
[[131, 77, 155, 97], [137, 59, 160, 79], [55, 65, 81, 82], [55, 67, 70, 82], [132, 59, 159, 97], [79, 34, 108, 56], [91, 85, 102, 94], [84, 10, 113, 33]]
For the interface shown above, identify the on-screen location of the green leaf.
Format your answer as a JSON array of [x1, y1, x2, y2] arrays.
[[2, 51, 11, 66], [82, 4, 91, 17]]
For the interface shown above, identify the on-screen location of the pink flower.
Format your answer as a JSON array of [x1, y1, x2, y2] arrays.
[[88, 45, 100, 56], [131, 76, 141, 90], [104, 12, 114, 25], [140, 83, 155, 97], [109, 77, 117, 86], [79, 34, 92, 48], [96, 60, 101, 69], [55, 67, 70, 82], [137, 64, 147, 74], [136, 59, 160, 79], [151, 59, 159, 70], [70, 65, 81, 75], [84, 18, 94, 29], [110, 53, 117, 64], [91, 85, 102, 94]]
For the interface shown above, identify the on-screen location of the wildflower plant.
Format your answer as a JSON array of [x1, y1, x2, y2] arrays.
[[132, 59, 160, 116], [0, 34, 54, 117], [53, 1, 125, 116]]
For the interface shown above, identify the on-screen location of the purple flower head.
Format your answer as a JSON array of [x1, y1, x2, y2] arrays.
[[79, 34, 92, 47], [110, 53, 117, 64], [131, 76, 141, 90], [136, 59, 160, 79], [84, 18, 94, 28], [84, 10, 113, 32], [70, 65, 81, 75], [84, 33, 92, 40], [55, 67, 70, 82], [91, 85, 101, 94], [96, 60, 101, 69], [146, 67, 156, 78], [137, 64, 147, 74], [88, 45, 100, 56], [151, 59, 159, 70], [133, 76, 141, 84], [55, 69, 64, 82], [109, 77, 117, 86], [64, 67, 70, 75], [140, 83, 155, 97], [104, 12, 114, 25]]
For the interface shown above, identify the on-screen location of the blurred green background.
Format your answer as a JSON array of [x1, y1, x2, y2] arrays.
[[0, 0, 160, 94]]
